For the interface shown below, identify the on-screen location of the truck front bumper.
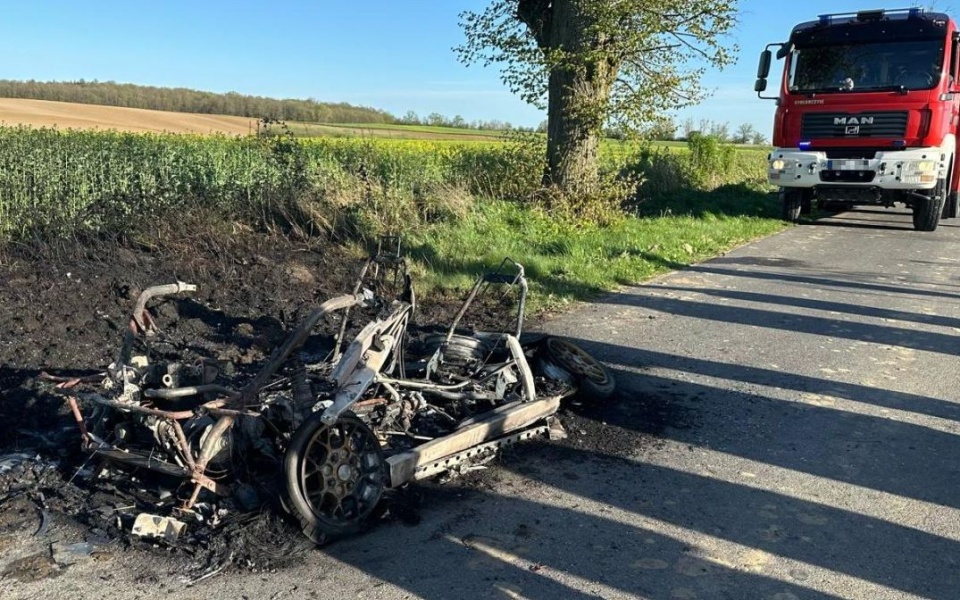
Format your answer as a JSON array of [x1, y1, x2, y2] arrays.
[[767, 147, 946, 190]]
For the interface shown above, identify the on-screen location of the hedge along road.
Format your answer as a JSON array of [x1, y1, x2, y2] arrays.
[[6, 205, 960, 600]]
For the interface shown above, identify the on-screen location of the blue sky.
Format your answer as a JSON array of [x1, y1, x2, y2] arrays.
[[0, 1, 954, 134]]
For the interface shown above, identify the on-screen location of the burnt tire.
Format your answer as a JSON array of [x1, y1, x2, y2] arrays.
[[780, 188, 802, 222], [422, 333, 491, 365], [284, 413, 387, 545], [537, 337, 615, 401], [913, 181, 945, 232]]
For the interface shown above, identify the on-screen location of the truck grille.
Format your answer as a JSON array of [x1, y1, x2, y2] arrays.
[[801, 112, 908, 139]]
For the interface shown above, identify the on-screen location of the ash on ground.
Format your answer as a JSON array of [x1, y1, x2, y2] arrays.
[[0, 233, 661, 581]]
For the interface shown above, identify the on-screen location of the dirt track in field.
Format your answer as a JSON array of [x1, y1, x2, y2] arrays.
[[0, 98, 257, 135]]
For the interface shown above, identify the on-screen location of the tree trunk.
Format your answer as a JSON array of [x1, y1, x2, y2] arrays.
[[545, 67, 601, 193], [541, 0, 616, 195]]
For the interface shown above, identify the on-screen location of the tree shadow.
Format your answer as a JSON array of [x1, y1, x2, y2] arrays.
[[324, 432, 959, 599], [503, 443, 960, 599], [652, 284, 960, 331], [550, 340, 960, 511], [800, 206, 960, 231], [599, 291, 960, 357], [637, 183, 778, 220], [326, 461, 845, 599], [686, 263, 960, 302], [611, 346, 957, 423]]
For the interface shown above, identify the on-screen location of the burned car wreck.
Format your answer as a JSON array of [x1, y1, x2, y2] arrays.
[[62, 246, 615, 545]]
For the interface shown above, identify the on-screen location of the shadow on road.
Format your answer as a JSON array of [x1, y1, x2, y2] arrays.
[[598, 359, 960, 509], [688, 263, 960, 301], [652, 284, 960, 333], [323, 335, 960, 598], [505, 443, 960, 599], [327, 454, 845, 600], [320, 214, 960, 598], [617, 346, 957, 423], [803, 207, 914, 230], [802, 218, 913, 231], [326, 416, 958, 599], [598, 291, 960, 357]]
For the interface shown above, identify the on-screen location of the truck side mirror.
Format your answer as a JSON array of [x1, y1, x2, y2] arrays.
[[757, 43, 786, 100], [757, 50, 772, 78]]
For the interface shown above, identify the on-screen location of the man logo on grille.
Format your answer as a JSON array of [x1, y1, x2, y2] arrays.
[[835, 116, 872, 136], [834, 116, 875, 125]]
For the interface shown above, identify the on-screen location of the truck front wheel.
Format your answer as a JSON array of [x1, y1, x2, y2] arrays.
[[912, 181, 945, 232], [779, 188, 802, 222]]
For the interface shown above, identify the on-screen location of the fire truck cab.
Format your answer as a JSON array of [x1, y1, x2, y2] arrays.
[[756, 8, 960, 231]]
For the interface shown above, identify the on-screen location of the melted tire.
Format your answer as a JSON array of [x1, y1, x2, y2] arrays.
[[537, 337, 615, 401], [422, 333, 490, 365], [283, 413, 387, 545]]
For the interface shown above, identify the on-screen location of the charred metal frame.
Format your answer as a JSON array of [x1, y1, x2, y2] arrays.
[[63, 244, 568, 524], [69, 287, 373, 507]]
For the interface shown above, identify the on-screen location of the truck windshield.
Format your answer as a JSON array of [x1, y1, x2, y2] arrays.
[[788, 39, 945, 93]]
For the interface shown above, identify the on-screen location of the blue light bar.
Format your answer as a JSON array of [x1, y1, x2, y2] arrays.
[[815, 8, 926, 25], [892, 140, 907, 148], [798, 141, 813, 150]]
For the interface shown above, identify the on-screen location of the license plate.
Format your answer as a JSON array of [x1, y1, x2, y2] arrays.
[[827, 159, 862, 170]]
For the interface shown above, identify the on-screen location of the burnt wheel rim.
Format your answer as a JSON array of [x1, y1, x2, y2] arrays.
[[299, 418, 384, 526], [546, 338, 609, 384]]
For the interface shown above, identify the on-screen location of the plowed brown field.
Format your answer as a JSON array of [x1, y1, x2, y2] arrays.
[[0, 98, 257, 135]]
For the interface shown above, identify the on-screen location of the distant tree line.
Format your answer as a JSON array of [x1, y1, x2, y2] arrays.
[[0, 79, 397, 124], [605, 116, 768, 145], [397, 110, 535, 132], [0, 79, 767, 143], [397, 111, 768, 144]]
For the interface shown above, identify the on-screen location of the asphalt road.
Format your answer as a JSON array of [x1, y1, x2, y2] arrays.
[[6, 206, 960, 599]]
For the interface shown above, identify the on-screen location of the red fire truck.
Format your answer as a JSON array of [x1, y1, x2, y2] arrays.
[[756, 8, 960, 231]]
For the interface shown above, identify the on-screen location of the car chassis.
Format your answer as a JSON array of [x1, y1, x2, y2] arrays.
[[63, 243, 615, 543]]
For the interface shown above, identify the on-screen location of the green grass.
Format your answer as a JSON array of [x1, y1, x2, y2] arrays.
[[407, 195, 785, 311], [0, 126, 784, 312]]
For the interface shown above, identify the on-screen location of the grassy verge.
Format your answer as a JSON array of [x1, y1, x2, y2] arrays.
[[0, 126, 784, 310], [406, 194, 785, 311]]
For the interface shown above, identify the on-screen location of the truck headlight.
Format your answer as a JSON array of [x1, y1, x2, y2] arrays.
[[770, 159, 785, 170], [901, 160, 940, 185]]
